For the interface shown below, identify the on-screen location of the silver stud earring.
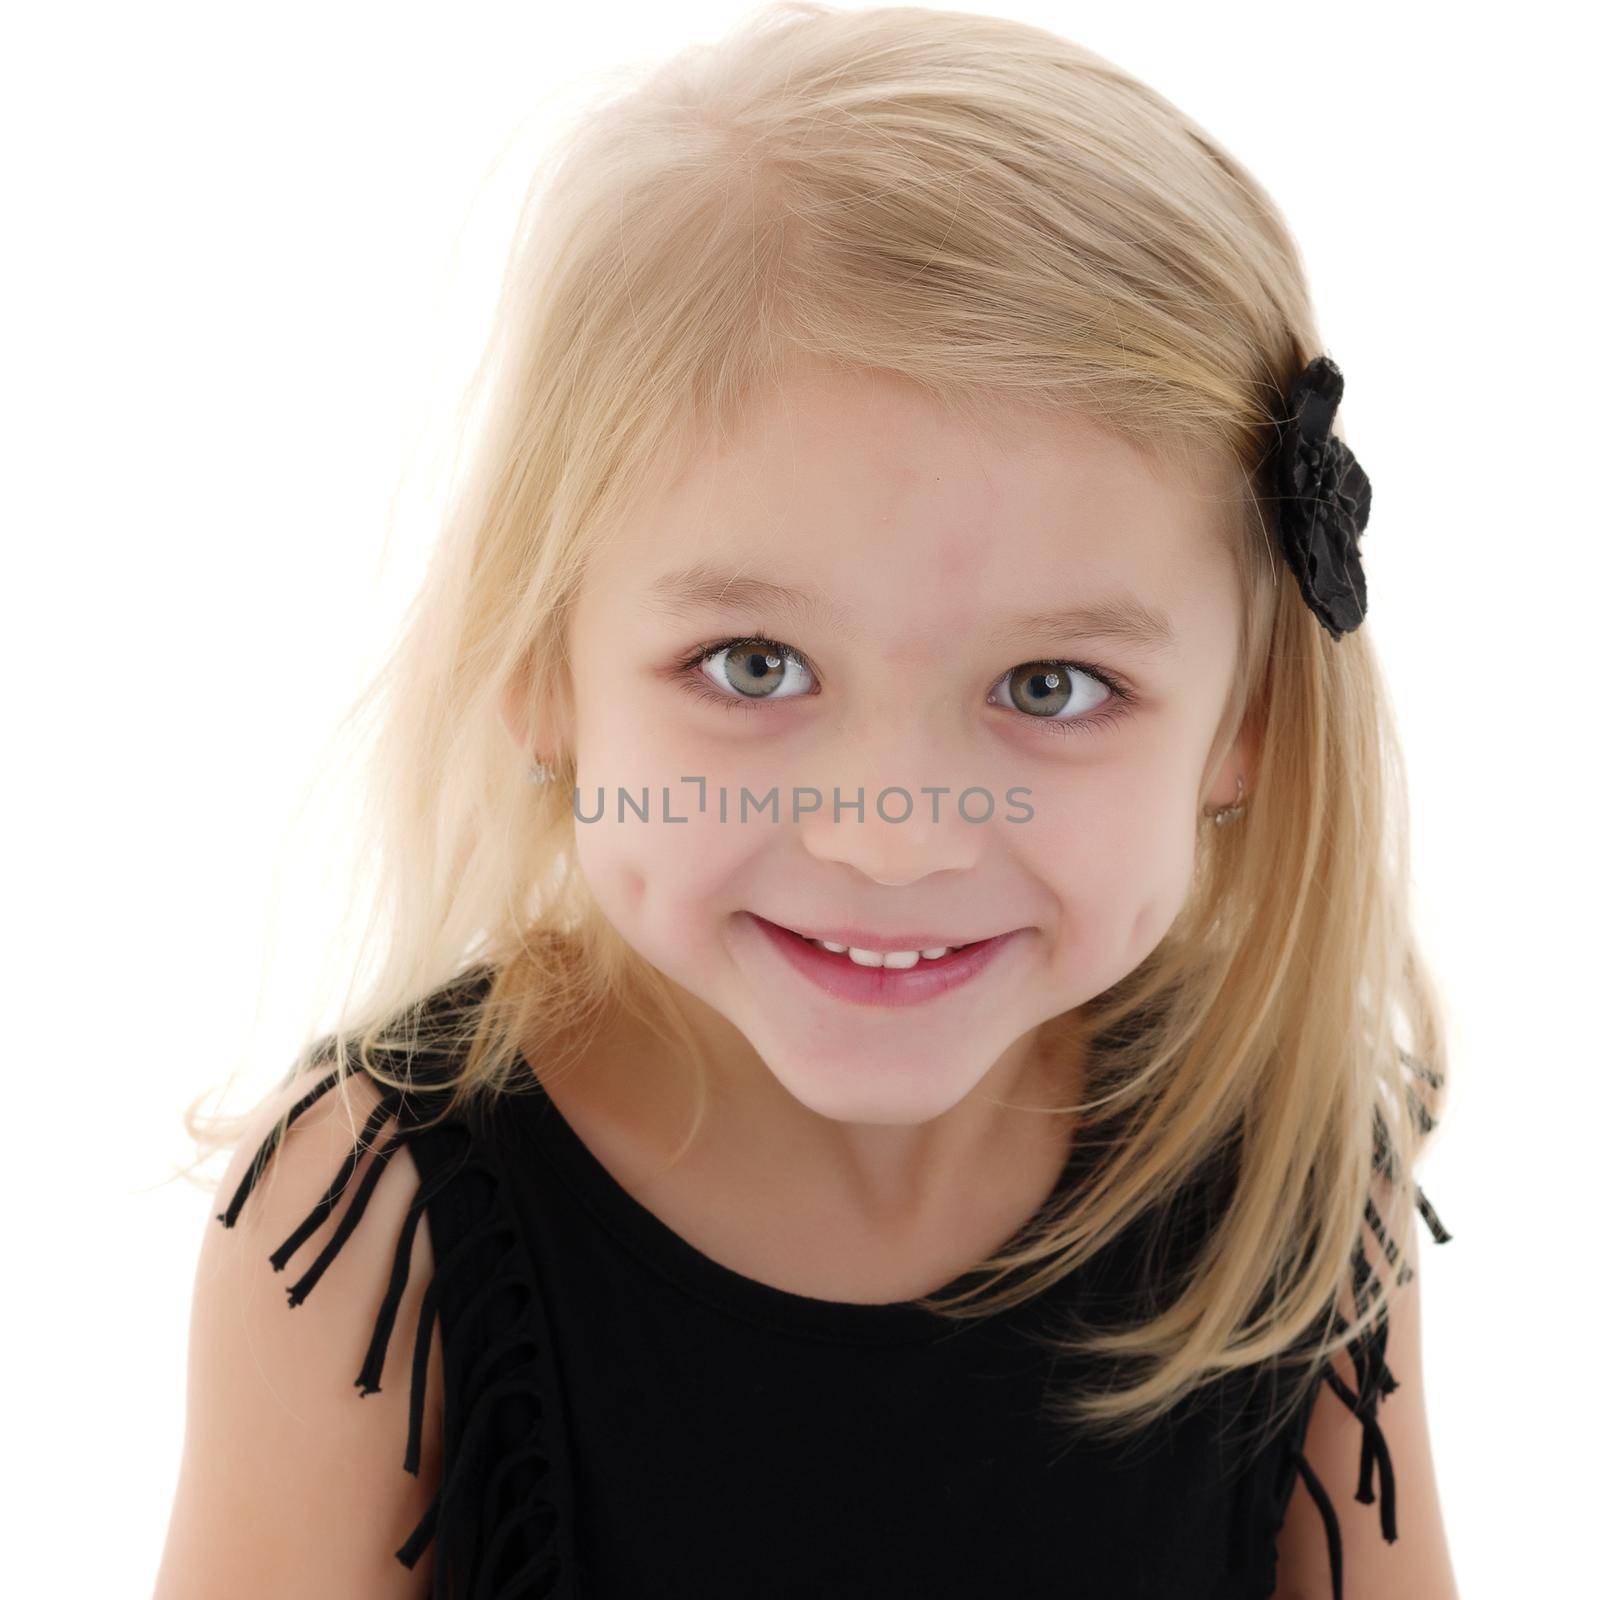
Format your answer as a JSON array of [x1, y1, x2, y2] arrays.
[[1206, 773, 1247, 826], [525, 755, 557, 785]]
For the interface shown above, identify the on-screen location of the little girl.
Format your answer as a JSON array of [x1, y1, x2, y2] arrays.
[[157, 6, 1456, 1597]]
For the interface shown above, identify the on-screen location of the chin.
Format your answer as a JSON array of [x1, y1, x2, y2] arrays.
[[741, 1030, 994, 1126]]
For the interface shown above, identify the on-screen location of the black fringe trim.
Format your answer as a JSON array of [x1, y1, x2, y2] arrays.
[[1285, 1182, 1453, 1600], [214, 1026, 1453, 1599], [215, 1062, 567, 1598]]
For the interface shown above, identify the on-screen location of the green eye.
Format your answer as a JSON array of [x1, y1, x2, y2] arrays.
[[699, 639, 814, 700], [675, 637, 1136, 737], [991, 662, 1116, 721]]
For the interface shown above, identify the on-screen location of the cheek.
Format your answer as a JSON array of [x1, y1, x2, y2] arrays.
[[571, 787, 760, 969], [570, 643, 786, 812], [567, 652, 792, 955], [1016, 773, 1199, 969]]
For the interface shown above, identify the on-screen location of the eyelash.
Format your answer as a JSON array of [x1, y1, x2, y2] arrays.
[[672, 634, 1138, 737]]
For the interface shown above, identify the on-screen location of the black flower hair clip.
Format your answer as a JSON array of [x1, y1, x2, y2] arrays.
[[1272, 354, 1372, 640]]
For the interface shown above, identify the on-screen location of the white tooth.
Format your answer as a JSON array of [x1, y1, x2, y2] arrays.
[[811, 939, 949, 967]]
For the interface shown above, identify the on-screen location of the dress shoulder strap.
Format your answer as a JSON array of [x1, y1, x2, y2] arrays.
[[213, 1033, 575, 1596]]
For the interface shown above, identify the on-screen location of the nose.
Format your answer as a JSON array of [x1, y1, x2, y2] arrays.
[[794, 733, 990, 886]]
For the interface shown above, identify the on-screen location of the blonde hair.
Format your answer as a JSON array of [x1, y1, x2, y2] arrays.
[[185, 2, 1449, 1452]]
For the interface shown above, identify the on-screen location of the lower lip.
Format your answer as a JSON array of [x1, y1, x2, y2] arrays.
[[745, 913, 1026, 1009]]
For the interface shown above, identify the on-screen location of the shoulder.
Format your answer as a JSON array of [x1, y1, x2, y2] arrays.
[[1271, 1179, 1459, 1599], [155, 1061, 444, 1598]]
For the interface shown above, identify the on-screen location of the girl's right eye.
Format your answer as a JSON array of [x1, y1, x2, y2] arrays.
[[683, 637, 817, 706]]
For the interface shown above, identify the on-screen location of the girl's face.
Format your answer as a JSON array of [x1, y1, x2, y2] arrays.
[[548, 361, 1248, 1130]]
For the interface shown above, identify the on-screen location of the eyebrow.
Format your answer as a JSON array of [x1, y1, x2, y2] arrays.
[[644, 563, 1178, 658]]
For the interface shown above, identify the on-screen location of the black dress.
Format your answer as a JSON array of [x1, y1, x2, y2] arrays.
[[216, 969, 1451, 1599]]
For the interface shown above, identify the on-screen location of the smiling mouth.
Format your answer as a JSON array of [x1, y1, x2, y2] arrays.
[[780, 929, 978, 968], [745, 912, 1024, 1008]]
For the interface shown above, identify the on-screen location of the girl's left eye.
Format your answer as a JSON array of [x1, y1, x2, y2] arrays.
[[673, 636, 1136, 736]]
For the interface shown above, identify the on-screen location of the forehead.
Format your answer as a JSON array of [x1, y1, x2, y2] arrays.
[[586, 363, 1236, 648]]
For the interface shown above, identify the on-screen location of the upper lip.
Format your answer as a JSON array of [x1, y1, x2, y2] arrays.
[[759, 914, 1014, 951]]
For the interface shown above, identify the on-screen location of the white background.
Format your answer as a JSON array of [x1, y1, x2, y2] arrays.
[[4, 2, 1592, 1593]]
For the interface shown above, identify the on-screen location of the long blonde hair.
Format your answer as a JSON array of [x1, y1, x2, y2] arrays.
[[184, 2, 1449, 1450]]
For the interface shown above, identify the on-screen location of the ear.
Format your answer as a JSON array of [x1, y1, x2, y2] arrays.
[[1203, 699, 1262, 812], [497, 661, 572, 764], [497, 675, 529, 750]]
